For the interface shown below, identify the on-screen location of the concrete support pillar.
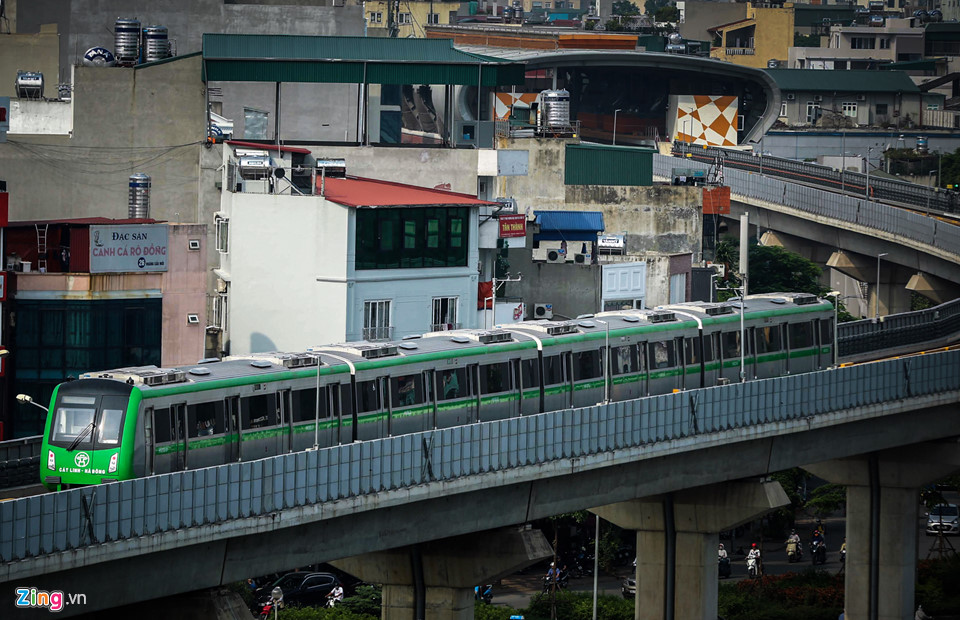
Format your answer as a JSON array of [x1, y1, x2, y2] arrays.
[[803, 442, 960, 620], [827, 251, 912, 318], [593, 480, 789, 620], [331, 527, 551, 620], [906, 271, 960, 305]]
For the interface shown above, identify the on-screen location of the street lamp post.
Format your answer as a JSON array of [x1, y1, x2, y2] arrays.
[[613, 109, 622, 146], [875, 252, 888, 320], [16, 392, 48, 414], [864, 146, 873, 200]]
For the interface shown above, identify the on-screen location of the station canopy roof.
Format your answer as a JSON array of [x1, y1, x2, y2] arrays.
[[534, 210, 605, 241], [202, 34, 525, 86]]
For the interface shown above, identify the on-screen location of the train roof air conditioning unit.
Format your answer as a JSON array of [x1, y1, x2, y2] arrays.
[[546, 249, 566, 263], [534, 303, 554, 319]]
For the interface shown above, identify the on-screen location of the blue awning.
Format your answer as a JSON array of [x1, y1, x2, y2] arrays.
[[534, 210, 605, 242]]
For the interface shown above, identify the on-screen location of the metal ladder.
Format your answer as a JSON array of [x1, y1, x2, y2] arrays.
[[35, 224, 48, 271]]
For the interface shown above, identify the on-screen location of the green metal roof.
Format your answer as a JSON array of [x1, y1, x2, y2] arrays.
[[925, 22, 960, 41], [202, 34, 525, 86], [879, 59, 943, 71], [792, 5, 855, 28], [764, 69, 920, 93]]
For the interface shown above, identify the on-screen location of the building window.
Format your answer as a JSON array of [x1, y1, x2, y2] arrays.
[[876, 103, 888, 115], [428, 12, 439, 24], [432, 297, 459, 331], [850, 37, 875, 50], [213, 293, 228, 331], [779, 102, 787, 117], [398, 12, 412, 24], [879, 37, 890, 49], [363, 300, 392, 341], [669, 273, 686, 304], [370, 11, 382, 23], [356, 207, 469, 270], [842, 102, 858, 118], [806, 101, 821, 124], [215, 215, 229, 254]]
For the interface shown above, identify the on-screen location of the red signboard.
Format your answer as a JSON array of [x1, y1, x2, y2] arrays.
[[498, 214, 526, 238], [0, 192, 7, 227]]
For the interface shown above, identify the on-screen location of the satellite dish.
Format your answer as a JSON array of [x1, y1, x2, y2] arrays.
[[273, 167, 285, 179]]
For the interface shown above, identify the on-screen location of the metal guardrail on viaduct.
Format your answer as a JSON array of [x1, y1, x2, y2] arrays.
[[654, 153, 960, 261], [2, 349, 959, 576]]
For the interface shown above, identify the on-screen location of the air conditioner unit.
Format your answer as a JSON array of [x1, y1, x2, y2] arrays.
[[574, 253, 589, 264], [813, 95, 823, 102], [786, 93, 796, 101], [546, 249, 566, 264], [532, 247, 550, 262], [856, 94, 867, 101], [216, 279, 228, 293], [534, 303, 554, 319]]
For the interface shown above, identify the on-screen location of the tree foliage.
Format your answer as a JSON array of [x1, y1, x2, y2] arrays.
[[613, 0, 641, 15], [793, 32, 819, 47], [654, 5, 679, 21]]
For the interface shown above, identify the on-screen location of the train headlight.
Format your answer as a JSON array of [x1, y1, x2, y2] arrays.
[[108, 453, 118, 473], [47, 450, 55, 470]]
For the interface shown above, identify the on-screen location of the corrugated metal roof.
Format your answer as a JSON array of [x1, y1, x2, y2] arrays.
[[534, 210, 605, 232], [8, 218, 159, 227], [765, 69, 920, 93], [319, 177, 497, 208], [202, 34, 525, 86], [226, 140, 311, 155]]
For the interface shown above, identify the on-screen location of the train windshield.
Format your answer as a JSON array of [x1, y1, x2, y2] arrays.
[[49, 394, 127, 449]]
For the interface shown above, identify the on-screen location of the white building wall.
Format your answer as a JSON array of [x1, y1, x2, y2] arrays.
[[224, 193, 349, 354]]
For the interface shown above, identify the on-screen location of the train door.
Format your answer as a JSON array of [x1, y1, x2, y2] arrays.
[[519, 357, 540, 415], [540, 353, 566, 413], [279, 389, 293, 453], [755, 324, 785, 378], [647, 339, 680, 395], [172, 403, 187, 470], [681, 336, 700, 391], [469, 363, 481, 423], [354, 377, 383, 441], [565, 352, 575, 408], [226, 395, 241, 462], [478, 360, 513, 422], [143, 406, 155, 476], [818, 317, 833, 368], [389, 372, 430, 435]]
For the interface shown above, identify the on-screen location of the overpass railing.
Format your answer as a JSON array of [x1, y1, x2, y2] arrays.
[[2, 350, 959, 565], [0, 436, 41, 489], [838, 296, 960, 357], [653, 154, 960, 258]]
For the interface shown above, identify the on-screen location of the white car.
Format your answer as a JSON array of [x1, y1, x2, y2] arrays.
[[926, 504, 959, 536]]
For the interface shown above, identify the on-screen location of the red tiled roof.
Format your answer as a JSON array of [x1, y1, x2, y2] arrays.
[[226, 140, 312, 155], [8, 217, 160, 227], [707, 17, 756, 33], [319, 176, 497, 208]]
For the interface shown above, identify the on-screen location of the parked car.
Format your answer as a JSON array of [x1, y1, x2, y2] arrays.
[[926, 503, 959, 536], [253, 572, 343, 612], [621, 576, 635, 598]]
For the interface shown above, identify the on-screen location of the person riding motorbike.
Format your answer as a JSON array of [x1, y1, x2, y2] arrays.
[[746, 543, 762, 577], [326, 584, 344, 607], [718, 543, 728, 560], [785, 530, 803, 561]]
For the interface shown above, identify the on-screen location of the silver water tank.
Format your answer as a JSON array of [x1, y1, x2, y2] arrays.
[[128, 173, 151, 218], [15, 71, 44, 99], [115, 17, 141, 66], [82, 47, 116, 67], [540, 89, 570, 128], [142, 26, 171, 63]]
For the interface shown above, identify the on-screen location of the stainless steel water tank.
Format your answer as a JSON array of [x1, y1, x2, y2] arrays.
[[142, 26, 171, 63], [115, 17, 141, 66], [540, 89, 570, 129], [15, 71, 44, 99], [128, 173, 151, 219]]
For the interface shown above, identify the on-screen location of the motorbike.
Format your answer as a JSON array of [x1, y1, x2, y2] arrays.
[[542, 571, 569, 593], [258, 601, 282, 619], [475, 584, 493, 604], [840, 547, 846, 564], [786, 540, 803, 563], [718, 556, 731, 579], [746, 555, 759, 579], [811, 539, 827, 565]]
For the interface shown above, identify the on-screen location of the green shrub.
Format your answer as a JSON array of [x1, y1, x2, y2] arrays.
[[523, 590, 633, 620], [475, 602, 517, 620], [340, 585, 382, 618], [277, 605, 378, 620]]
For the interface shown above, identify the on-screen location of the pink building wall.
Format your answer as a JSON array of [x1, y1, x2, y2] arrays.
[[161, 224, 207, 367]]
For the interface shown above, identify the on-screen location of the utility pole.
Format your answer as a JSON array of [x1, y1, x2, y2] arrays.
[[491, 272, 522, 327]]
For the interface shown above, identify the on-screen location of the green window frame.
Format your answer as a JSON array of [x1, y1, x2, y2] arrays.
[[356, 207, 469, 270]]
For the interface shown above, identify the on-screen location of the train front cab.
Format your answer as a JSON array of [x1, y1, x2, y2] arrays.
[[41, 379, 139, 490]]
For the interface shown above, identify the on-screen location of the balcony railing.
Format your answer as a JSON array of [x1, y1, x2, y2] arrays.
[[430, 322, 461, 332], [725, 47, 755, 55], [362, 326, 394, 341]]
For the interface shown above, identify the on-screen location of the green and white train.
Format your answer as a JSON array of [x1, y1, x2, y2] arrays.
[[40, 293, 834, 489]]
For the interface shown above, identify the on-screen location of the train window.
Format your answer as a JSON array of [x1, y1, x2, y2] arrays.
[[703, 334, 716, 362], [391, 375, 424, 408], [521, 359, 541, 387], [612, 345, 638, 375], [756, 326, 782, 353], [96, 396, 128, 445], [50, 398, 97, 446], [542, 355, 564, 385], [153, 408, 172, 443], [684, 338, 701, 365], [648, 341, 676, 369], [340, 384, 353, 416], [188, 401, 225, 438], [439, 368, 467, 400], [722, 332, 740, 358], [574, 350, 602, 380], [480, 362, 510, 394], [242, 394, 277, 429], [293, 387, 328, 422], [820, 318, 833, 345], [357, 380, 380, 413], [789, 322, 815, 349]]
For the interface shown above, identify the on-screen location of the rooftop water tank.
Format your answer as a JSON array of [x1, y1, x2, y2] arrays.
[[540, 89, 570, 129], [128, 173, 151, 219], [916, 136, 929, 154], [15, 71, 44, 99], [115, 17, 141, 66], [82, 47, 117, 67], [142, 26, 171, 63]]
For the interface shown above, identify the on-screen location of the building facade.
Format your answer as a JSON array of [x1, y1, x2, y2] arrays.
[[789, 18, 925, 70], [709, 2, 796, 69]]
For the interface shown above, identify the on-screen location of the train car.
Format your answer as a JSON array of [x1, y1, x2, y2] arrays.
[[39, 293, 833, 489]]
